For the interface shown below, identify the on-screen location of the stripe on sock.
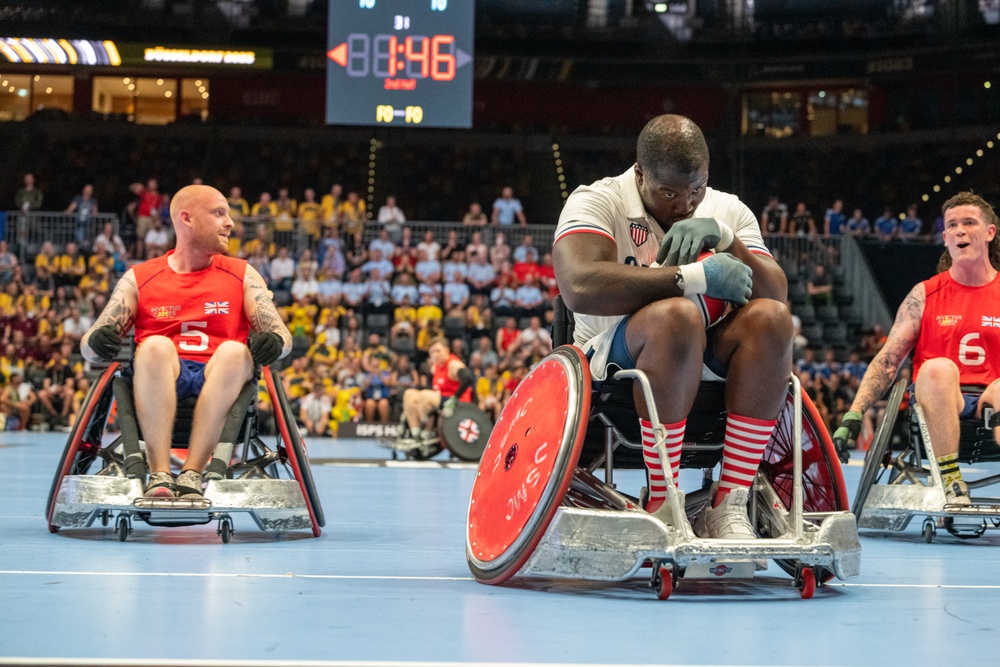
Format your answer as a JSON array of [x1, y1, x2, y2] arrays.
[[640, 418, 685, 504], [936, 452, 963, 486], [717, 413, 777, 502]]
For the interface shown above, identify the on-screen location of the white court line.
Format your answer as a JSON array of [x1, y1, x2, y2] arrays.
[[0, 570, 470, 581], [0, 661, 783, 667], [2, 570, 1000, 590], [826, 582, 1000, 589]]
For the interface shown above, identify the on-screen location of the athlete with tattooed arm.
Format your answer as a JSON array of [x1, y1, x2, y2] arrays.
[[81, 185, 292, 500], [834, 192, 1000, 506]]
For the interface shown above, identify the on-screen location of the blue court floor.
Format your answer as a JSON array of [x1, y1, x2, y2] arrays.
[[2, 429, 1000, 667]]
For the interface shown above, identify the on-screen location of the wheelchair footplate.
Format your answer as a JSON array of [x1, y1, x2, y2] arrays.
[[378, 433, 443, 461], [49, 475, 315, 540], [133, 496, 213, 510], [465, 347, 861, 599]]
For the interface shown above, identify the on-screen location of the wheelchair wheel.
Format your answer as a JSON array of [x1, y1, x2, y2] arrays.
[[851, 379, 907, 518], [265, 367, 326, 535], [46, 363, 119, 532], [466, 346, 591, 585], [757, 386, 849, 583], [440, 402, 493, 461]]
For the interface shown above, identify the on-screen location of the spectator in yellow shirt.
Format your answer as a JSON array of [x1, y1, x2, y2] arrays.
[[243, 223, 276, 258], [298, 188, 323, 242], [227, 186, 249, 223], [273, 187, 298, 247], [54, 241, 86, 288], [251, 192, 278, 229], [416, 292, 443, 328], [338, 191, 367, 236], [35, 241, 57, 275], [321, 183, 344, 229]]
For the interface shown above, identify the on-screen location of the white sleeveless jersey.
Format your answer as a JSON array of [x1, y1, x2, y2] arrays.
[[554, 167, 772, 346]]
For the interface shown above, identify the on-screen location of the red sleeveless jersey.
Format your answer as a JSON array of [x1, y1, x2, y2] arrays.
[[914, 270, 1000, 386], [132, 251, 250, 362], [432, 353, 472, 401]]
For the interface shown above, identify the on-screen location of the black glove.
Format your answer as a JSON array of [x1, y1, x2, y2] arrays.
[[249, 332, 283, 367], [832, 410, 862, 465], [89, 325, 122, 361]]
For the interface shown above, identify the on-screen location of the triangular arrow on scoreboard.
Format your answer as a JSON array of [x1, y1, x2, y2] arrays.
[[455, 48, 472, 69], [327, 42, 348, 67]]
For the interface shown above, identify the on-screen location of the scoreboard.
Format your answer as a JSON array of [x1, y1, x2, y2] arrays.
[[326, 0, 474, 128]]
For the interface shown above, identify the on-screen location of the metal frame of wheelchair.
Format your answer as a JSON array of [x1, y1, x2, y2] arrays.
[[380, 401, 494, 462], [466, 345, 860, 600], [853, 380, 1000, 542], [46, 361, 325, 543]]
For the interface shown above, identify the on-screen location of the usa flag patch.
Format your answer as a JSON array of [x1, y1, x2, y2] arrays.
[[983, 316, 1000, 328], [205, 301, 229, 314], [629, 221, 649, 247]]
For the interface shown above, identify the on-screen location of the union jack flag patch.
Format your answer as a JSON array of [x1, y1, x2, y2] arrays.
[[205, 301, 229, 315], [458, 418, 480, 443], [983, 316, 1000, 328], [629, 221, 649, 247]]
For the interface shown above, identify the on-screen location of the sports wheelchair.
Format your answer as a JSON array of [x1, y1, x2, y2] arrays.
[[465, 300, 859, 599], [853, 380, 1000, 542], [46, 360, 325, 543], [381, 400, 494, 462]]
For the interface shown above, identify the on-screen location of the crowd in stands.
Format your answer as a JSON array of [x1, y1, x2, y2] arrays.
[[2, 168, 936, 447], [1, 175, 548, 438]]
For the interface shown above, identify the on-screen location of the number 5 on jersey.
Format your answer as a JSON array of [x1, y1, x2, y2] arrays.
[[179, 321, 209, 352]]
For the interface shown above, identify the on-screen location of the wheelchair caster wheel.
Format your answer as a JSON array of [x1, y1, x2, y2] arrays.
[[115, 515, 131, 542], [218, 518, 233, 544], [795, 567, 816, 599], [651, 563, 675, 600], [922, 519, 936, 543], [100, 510, 110, 527]]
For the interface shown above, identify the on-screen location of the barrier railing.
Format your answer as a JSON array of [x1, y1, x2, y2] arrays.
[[2, 211, 120, 260]]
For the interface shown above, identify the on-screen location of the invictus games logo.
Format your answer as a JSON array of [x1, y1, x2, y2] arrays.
[[937, 315, 962, 327], [149, 305, 181, 319]]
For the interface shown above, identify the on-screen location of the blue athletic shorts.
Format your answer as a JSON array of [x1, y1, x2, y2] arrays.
[[125, 358, 207, 401], [176, 359, 208, 400], [584, 316, 728, 384], [911, 385, 981, 419]]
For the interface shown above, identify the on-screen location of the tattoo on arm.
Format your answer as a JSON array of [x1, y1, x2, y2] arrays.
[[245, 266, 292, 352], [93, 274, 136, 336], [250, 293, 284, 334], [852, 286, 923, 414]]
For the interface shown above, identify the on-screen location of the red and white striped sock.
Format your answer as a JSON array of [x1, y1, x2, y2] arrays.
[[716, 413, 777, 506], [640, 418, 686, 513]]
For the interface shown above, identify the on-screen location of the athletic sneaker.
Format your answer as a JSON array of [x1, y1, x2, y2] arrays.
[[144, 471, 175, 498], [694, 487, 757, 539], [174, 469, 205, 499], [642, 487, 689, 529], [944, 480, 972, 507]]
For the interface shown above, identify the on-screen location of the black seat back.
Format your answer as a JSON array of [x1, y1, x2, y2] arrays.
[[113, 375, 258, 448]]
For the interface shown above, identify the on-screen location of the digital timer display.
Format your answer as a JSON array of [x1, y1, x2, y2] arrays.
[[326, 0, 474, 128]]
